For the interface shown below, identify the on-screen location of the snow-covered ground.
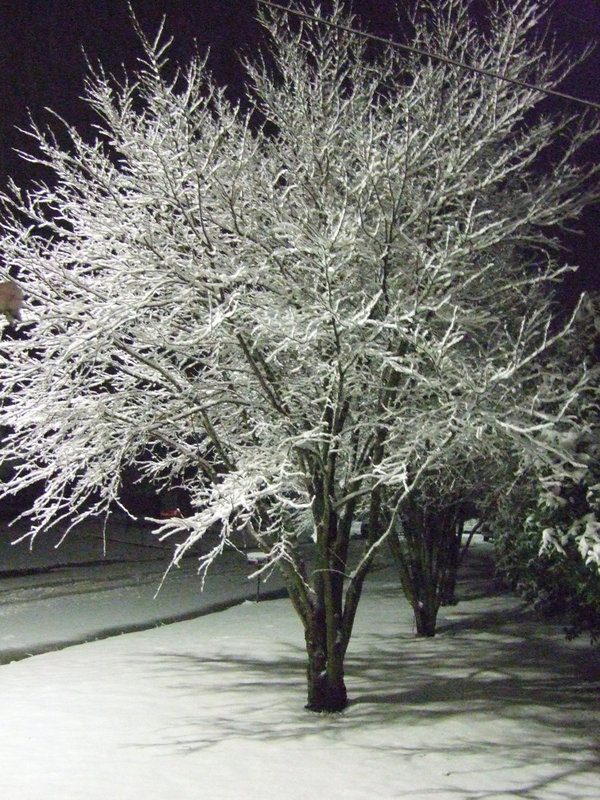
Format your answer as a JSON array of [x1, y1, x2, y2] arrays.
[[0, 526, 599, 799], [0, 519, 286, 662]]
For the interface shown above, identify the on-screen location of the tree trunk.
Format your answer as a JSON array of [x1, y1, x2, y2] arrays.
[[285, 451, 371, 712], [302, 581, 348, 711], [274, 558, 350, 712], [413, 602, 438, 637], [439, 567, 458, 606], [388, 503, 459, 637], [305, 624, 348, 712], [439, 530, 461, 606], [409, 563, 441, 636]]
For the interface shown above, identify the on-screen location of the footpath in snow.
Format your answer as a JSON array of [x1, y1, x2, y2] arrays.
[[1, 524, 599, 799]]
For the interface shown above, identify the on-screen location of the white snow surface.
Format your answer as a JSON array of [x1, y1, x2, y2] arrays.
[[0, 519, 287, 661], [1, 527, 599, 799]]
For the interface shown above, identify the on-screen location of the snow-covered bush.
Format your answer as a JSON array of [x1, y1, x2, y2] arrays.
[[535, 297, 600, 573], [0, 0, 598, 709], [494, 298, 600, 644], [538, 472, 600, 571], [527, 450, 600, 642], [495, 472, 600, 645]]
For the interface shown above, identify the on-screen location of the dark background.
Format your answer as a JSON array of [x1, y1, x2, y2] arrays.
[[0, 0, 598, 300]]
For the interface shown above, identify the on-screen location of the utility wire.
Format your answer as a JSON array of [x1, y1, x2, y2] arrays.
[[257, 0, 600, 113]]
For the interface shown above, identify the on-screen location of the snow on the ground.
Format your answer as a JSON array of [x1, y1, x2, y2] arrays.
[[0, 520, 286, 663], [0, 539, 599, 800]]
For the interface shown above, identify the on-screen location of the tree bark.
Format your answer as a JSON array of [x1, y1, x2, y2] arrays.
[[439, 531, 461, 606], [413, 600, 438, 637], [304, 609, 348, 712]]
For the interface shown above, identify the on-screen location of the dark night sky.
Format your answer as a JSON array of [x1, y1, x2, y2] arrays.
[[0, 0, 599, 298]]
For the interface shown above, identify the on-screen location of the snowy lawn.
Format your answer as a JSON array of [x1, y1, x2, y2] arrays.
[[1, 545, 599, 800]]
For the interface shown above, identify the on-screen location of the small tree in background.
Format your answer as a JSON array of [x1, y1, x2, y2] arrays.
[[0, 0, 598, 711], [387, 451, 508, 636]]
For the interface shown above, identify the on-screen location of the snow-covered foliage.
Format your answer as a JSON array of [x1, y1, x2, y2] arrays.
[[492, 298, 600, 643], [535, 296, 600, 572], [538, 461, 600, 571], [494, 467, 600, 645], [0, 0, 598, 708]]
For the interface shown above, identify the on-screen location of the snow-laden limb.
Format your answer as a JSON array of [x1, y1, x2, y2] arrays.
[[577, 513, 600, 569], [1, 0, 599, 709], [538, 480, 600, 571]]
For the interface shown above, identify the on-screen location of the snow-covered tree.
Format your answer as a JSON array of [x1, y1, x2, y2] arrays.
[[387, 442, 516, 635], [0, 0, 598, 711]]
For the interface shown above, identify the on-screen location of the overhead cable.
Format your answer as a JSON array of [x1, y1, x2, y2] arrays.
[[256, 0, 600, 113]]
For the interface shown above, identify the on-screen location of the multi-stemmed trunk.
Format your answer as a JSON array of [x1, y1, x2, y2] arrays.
[[281, 548, 371, 712], [388, 501, 462, 637], [304, 572, 348, 712], [277, 484, 375, 712]]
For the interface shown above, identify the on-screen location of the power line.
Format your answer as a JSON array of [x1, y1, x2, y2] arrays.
[[256, 0, 600, 113]]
